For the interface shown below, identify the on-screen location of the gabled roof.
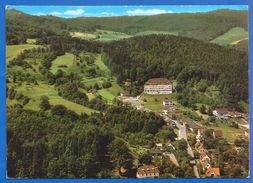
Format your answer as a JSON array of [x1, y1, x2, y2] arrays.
[[205, 167, 220, 177], [215, 108, 228, 115], [213, 130, 223, 137], [145, 78, 172, 85]]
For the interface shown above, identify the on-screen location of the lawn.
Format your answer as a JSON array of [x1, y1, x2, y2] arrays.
[[140, 94, 176, 112], [207, 121, 245, 143], [50, 53, 74, 74], [97, 82, 122, 102], [94, 54, 111, 76], [6, 44, 41, 63], [16, 82, 96, 115], [211, 27, 248, 45]]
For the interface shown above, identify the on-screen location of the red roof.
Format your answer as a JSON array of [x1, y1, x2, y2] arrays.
[[145, 78, 172, 85], [137, 164, 159, 175], [213, 130, 223, 137], [215, 108, 228, 115], [205, 167, 220, 177]]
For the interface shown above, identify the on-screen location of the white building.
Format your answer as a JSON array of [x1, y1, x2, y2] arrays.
[[136, 164, 159, 178], [213, 108, 229, 120], [163, 99, 173, 106], [144, 78, 173, 95]]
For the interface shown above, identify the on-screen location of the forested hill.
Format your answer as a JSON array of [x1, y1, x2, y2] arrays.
[[6, 9, 247, 44], [103, 34, 248, 107]]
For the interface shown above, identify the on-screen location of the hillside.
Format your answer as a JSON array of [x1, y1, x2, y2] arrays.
[[6, 9, 248, 44], [103, 34, 248, 107]]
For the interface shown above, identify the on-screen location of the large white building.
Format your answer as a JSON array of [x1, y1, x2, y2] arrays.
[[144, 78, 173, 95]]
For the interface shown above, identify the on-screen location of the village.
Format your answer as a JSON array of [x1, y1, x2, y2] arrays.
[[119, 78, 249, 178]]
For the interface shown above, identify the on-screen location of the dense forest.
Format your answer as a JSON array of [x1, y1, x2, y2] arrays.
[[6, 9, 248, 44], [103, 34, 248, 108], [7, 101, 165, 178]]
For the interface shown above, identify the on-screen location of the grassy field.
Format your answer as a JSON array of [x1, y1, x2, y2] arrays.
[[211, 27, 248, 45], [15, 82, 96, 115], [6, 44, 40, 63], [50, 53, 74, 74], [140, 93, 177, 112], [207, 121, 245, 143]]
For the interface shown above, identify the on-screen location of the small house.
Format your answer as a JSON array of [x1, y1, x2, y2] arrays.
[[213, 108, 229, 120], [213, 130, 223, 138], [205, 167, 220, 177], [163, 99, 173, 106]]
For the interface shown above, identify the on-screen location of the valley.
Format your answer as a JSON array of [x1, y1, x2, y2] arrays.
[[6, 7, 249, 179]]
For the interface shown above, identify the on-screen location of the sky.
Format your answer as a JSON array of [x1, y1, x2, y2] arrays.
[[6, 5, 248, 18]]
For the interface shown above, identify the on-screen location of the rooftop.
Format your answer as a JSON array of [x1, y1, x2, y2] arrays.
[[137, 164, 159, 175], [213, 130, 223, 137], [205, 167, 220, 177], [215, 108, 228, 115], [145, 78, 172, 85]]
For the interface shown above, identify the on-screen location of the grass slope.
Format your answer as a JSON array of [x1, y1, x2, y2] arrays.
[[16, 82, 96, 115], [50, 53, 75, 74], [211, 27, 248, 45], [6, 44, 40, 63]]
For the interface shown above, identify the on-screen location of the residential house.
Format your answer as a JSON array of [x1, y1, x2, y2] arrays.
[[213, 130, 223, 138], [144, 78, 173, 95], [136, 164, 160, 178], [163, 99, 173, 106], [188, 122, 202, 132], [162, 106, 176, 115], [200, 153, 211, 170], [205, 167, 220, 178], [213, 108, 229, 120]]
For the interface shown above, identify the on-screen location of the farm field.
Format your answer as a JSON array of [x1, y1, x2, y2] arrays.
[[211, 27, 248, 45], [6, 44, 41, 63]]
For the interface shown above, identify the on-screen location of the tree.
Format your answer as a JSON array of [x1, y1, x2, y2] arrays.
[[51, 105, 67, 116], [200, 105, 206, 114], [139, 153, 152, 164], [107, 138, 133, 169], [39, 96, 50, 111]]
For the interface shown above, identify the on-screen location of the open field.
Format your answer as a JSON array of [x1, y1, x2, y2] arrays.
[[15, 82, 96, 115], [211, 27, 248, 45], [50, 53, 74, 74], [70, 32, 97, 40], [6, 44, 41, 63]]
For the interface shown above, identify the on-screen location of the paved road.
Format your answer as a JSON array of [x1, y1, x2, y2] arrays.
[[172, 119, 200, 178]]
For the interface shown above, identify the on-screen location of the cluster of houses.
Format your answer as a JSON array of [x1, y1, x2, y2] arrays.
[[136, 164, 160, 178], [194, 125, 221, 178]]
